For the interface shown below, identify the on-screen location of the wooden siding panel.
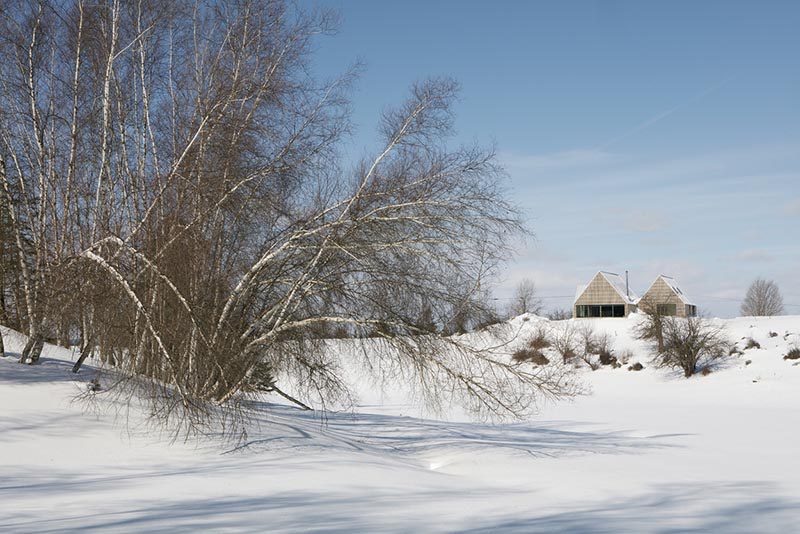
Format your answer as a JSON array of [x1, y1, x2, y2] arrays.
[[640, 278, 686, 317]]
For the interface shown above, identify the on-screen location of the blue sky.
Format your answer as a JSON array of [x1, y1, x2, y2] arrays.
[[312, 0, 800, 317]]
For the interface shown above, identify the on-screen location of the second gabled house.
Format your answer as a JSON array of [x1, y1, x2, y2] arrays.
[[639, 275, 697, 317]]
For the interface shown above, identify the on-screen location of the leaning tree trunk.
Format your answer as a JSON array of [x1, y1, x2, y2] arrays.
[[72, 337, 94, 373]]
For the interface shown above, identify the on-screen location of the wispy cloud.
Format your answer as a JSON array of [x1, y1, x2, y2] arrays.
[[598, 75, 738, 149]]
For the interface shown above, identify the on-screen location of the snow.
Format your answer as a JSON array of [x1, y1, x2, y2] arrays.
[[2, 316, 800, 532]]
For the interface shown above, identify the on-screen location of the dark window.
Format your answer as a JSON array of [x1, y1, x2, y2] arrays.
[[686, 305, 697, 317], [656, 303, 677, 316], [575, 304, 625, 318]]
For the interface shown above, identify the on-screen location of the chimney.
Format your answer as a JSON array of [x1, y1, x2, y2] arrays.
[[625, 270, 629, 299]]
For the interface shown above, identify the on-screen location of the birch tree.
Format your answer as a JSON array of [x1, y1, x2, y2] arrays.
[[0, 0, 576, 435]]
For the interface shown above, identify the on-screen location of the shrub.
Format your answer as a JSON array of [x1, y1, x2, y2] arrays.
[[551, 322, 578, 364], [769, 331, 779, 338], [598, 350, 617, 366], [528, 326, 551, 350], [512, 348, 549, 366], [701, 367, 712, 376], [583, 329, 615, 366], [575, 324, 606, 370], [628, 362, 644, 371], [729, 345, 744, 357], [784, 347, 800, 361], [654, 316, 729, 378], [745, 338, 761, 350]]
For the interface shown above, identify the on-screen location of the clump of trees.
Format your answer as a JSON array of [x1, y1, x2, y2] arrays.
[[741, 279, 784, 317], [0, 0, 575, 435]]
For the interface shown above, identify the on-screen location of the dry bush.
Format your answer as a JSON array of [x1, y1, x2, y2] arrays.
[[745, 338, 761, 350], [784, 347, 800, 361], [575, 324, 606, 370], [551, 322, 578, 364], [528, 325, 551, 350], [512, 348, 549, 366], [654, 317, 730, 378]]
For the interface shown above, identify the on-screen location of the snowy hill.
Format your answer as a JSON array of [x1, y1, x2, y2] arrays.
[[1, 316, 800, 532]]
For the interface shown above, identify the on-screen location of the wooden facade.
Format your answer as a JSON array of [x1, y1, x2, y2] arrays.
[[573, 272, 638, 318], [639, 275, 697, 317]]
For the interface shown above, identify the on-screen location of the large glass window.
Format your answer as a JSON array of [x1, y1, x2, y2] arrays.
[[576, 304, 625, 318]]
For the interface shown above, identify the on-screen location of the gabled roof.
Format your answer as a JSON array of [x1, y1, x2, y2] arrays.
[[643, 275, 695, 306], [574, 283, 588, 303], [574, 271, 639, 305]]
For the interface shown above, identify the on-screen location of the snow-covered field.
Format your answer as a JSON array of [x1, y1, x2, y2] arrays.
[[2, 316, 800, 532]]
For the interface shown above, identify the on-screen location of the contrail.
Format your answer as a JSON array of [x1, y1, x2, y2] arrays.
[[598, 74, 737, 150]]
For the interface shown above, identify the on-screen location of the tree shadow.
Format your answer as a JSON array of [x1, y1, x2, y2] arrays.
[[220, 400, 686, 464], [464, 481, 800, 533], [0, 355, 90, 385], [1, 480, 797, 532]]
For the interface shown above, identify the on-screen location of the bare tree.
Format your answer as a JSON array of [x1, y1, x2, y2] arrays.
[[0, 0, 575, 435], [741, 279, 784, 317], [634, 298, 671, 352], [546, 308, 571, 321], [654, 316, 729, 378], [507, 278, 543, 318]]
